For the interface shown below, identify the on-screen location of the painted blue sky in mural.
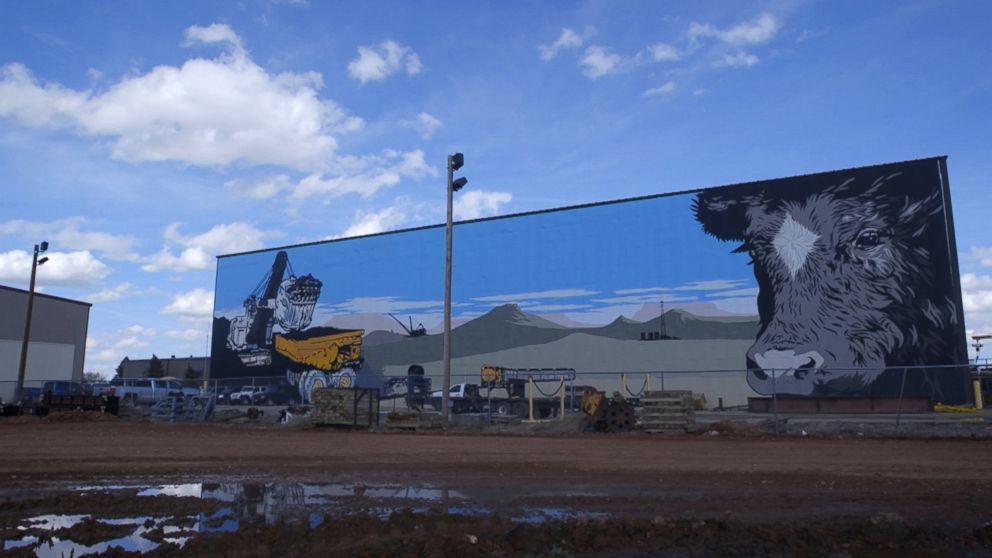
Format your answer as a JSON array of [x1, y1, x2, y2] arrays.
[[215, 192, 758, 330]]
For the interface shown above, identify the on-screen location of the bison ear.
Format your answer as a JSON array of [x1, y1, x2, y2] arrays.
[[693, 190, 764, 241]]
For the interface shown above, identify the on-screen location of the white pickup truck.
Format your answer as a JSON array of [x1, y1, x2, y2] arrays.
[[109, 378, 200, 405]]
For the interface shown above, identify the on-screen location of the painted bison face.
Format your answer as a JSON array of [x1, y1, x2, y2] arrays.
[[695, 173, 947, 396]]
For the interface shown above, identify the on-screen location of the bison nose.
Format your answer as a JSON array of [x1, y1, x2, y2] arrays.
[[751, 349, 825, 379]]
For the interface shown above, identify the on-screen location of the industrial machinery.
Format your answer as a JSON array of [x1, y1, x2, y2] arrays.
[[226, 251, 364, 403], [580, 388, 636, 433], [388, 313, 427, 337]]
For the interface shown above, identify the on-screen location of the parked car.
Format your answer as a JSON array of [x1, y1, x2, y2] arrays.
[[213, 385, 240, 404], [109, 378, 199, 405], [228, 383, 302, 406], [42, 381, 87, 396], [231, 385, 271, 406]]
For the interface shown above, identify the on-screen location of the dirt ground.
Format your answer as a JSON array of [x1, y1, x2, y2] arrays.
[[2, 416, 991, 556]]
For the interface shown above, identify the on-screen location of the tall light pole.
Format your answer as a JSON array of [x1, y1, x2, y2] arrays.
[[16, 241, 49, 403], [442, 153, 467, 422]]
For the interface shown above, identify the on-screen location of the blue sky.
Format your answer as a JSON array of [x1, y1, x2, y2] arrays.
[[1, 1, 991, 375]]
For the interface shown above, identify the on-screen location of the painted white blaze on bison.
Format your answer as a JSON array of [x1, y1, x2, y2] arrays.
[[772, 213, 820, 278], [694, 159, 970, 403]]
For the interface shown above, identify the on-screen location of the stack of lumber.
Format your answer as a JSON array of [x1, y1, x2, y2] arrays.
[[640, 390, 696, 433], [312, 387, 379, 427], [385, 411, 445, 431]]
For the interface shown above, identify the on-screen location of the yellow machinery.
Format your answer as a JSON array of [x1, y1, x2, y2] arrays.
[[274, 330, 363, 372], [580, 388, 635, 432]]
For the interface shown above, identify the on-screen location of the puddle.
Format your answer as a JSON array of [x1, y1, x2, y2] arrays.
[[5, 480, 613, 555]]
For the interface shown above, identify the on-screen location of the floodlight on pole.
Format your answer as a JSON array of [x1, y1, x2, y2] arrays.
[[15, 241, 49, 404], [442, 153, 467, 423]]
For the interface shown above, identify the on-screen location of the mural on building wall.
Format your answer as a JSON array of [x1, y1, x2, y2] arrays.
[[211, 157, 970, 405], [694, 158, 967, 403]]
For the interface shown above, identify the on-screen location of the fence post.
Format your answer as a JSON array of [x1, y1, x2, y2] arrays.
[[895, 367, 908, 429], [528, 376, 535, 421], [559, 377, 565, 420], [621, 373, 627, 399], [660, 372, 665, 391], [771, 368, 779, 435], [646, 374, 652, 393]]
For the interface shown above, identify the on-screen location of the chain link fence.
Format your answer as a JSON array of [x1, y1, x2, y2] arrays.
[[2, 363, 984, 430]]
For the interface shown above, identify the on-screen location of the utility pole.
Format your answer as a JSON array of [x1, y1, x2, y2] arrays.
[[16, 241, 49, 403], [442, 153, 467, 423]]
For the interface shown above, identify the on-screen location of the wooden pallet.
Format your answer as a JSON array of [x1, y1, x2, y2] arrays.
[[640, 390, 696, 433], [312, 387, 379, 427]]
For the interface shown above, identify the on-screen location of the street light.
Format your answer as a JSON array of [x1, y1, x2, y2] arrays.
[[15, 241, 49, 403], [442, 153, 467, 422]]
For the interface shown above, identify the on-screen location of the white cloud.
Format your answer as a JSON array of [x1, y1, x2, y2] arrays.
[[400, 111, 443, 140], [538, 27, 590, 61], [580, 46, 629, 78], [329, 296, 443, 315], [162, 288, 215, 320], [693, 88, 706, 96], [674, 279, 749, 291], [473, 288, 598, 303], [142, 222, 283, 272], [224, 174, 292, 200], [964, 246, 992, 268], [166, 328, 207, 341], [0, 24, 363, 172], [720, 51, 760, 68], [291, 149, 433, 200], [649, 43, 680, 62], [962, 273, 992, 290], [183, 23, 244, 53], [347, 41, 422, 83], [0, 218, 140, 261], [340, 206, 407, 238], [613, 286, 671, 295], [85, 324, 159, 374], [453, 190, 512, 220], [962, 273, 992, 314], [642, 81, 677, 97], [0, 249, 110, 287], [593, 294, 697, 305], [704, 287, 760, 298], [85, 282, 140, 303], [689, 13, 780, 46]]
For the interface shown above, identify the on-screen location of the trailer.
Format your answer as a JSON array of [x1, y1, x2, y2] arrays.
[[429, 365, 577, 419]]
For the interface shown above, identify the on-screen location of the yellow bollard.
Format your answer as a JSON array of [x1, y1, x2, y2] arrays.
[[974, 379, 984, 410], [621, 373, 627, 399], [528, 376, 535, 421], [559, 377, 565, 419]]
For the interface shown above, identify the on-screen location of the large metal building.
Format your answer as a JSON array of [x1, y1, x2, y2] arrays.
[[0, 285, 90, 401], [211, 157, 972, 406]]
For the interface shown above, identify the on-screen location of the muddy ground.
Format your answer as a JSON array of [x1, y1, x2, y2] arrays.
[[1, 414, 991, 556]]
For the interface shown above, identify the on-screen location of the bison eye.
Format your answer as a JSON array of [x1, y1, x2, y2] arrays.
[[854, 229, 881, 249]]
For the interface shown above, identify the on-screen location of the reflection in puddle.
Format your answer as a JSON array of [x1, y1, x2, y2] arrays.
[[7, 481, 610, 555]]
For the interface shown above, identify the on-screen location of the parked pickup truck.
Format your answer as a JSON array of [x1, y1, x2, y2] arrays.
[[109, 378, 199, 405]]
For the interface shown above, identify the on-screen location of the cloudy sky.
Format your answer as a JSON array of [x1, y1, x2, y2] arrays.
[[1, 1, 990, 375]]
